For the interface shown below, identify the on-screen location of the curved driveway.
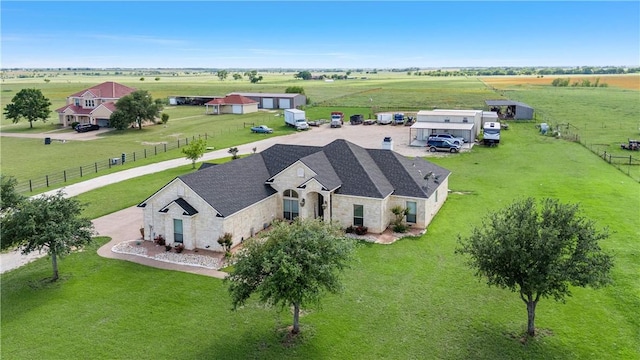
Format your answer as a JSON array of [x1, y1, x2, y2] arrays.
[[1, 123, 428, 274]]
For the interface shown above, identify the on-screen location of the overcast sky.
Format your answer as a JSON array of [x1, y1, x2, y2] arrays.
[[2, 1, 639, 69]]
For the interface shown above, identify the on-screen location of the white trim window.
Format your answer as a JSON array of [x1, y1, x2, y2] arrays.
[[283, 189, 299, 220]]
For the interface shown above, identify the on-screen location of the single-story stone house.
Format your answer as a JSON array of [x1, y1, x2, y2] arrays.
[[56, 81, 136, 127], [138, 139, 451, 251]]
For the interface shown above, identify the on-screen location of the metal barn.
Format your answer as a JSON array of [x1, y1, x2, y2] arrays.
[[228, 92, 306, 109], [485, 100, 534, 120]]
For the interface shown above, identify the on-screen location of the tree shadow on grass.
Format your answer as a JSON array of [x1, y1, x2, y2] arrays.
[[461, 322, 574, 360], [192, 324, 325, 360]]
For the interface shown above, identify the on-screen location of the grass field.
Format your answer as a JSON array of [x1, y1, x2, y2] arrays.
[[2, 122, 639, 359]]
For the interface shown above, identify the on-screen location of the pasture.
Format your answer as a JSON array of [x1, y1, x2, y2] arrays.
[[1, 122, 638, 359]]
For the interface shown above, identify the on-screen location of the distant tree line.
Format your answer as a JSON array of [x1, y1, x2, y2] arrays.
[[408, 66, 639, 77]]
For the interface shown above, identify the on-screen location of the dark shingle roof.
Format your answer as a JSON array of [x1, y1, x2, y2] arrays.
[[322, 140, 394, 198], [179, 155, 277, 217], [158, 139, 450, 216], [368, 150, 450, 198], [159, 198, 199, 216]]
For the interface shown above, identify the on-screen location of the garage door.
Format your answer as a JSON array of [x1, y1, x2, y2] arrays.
[[279, 99, 291, 109], [232, 105, 243, 114], [262, 98, 274, 109], [97, 118, 110, 127]]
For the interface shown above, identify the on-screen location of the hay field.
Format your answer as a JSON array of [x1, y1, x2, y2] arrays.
[[481, 74, 639, 90]]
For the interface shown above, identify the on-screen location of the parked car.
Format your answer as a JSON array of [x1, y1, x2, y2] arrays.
[[426, 138, 461, 153], [350, 114, 364, 125], [250, 125, 273, 134], [428, 133, 465, 145], [75, 124, 100, 133]]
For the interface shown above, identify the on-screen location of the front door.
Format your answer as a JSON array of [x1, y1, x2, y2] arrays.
[[317, 193, 324, 219]]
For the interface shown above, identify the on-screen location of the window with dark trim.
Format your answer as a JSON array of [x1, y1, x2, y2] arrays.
[[353, 204, 364, 226], [406, 201, 417, 223], [173, 219, 183, 243]]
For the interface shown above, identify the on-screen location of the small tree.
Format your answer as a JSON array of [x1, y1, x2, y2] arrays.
[[3, 88, 51, 128], [182, 138, 207, 169], [228, 147, 239, 160], [390, 205, 410, 233], [232, 73, 243, 80], [161, 113, 169, 125], [1, 191, 95, 281], [226, 218, 355, 335], [217, 232, 233, 254], [456, 197, 613, 337], [294, 71, 312, 80], [216, 70, 228, 81]]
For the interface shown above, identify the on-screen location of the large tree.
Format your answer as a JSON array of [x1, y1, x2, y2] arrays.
[[294, 71, 312, 80], [1, 191, 95, 281], [3, 88, 51, 128], [182, 138, 207, 169], [0, 175, 24, 212], [227, 218, 355, 334], [110, 90, 163, 130], [456, 197, 613, 337]]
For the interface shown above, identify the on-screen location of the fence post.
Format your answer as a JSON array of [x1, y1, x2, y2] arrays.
[[133, 152, 136, 162], [80, 166, 83, 177], [178, 139, 180, 148], [186, 138, 189, 145], [144, 149, 147, 158], [109, 158, 112, 169], [46, 175, 49, 187], [205, 133, 208, 139], [64, 170, 67, 182], [29, 180, 32, 193], [164, 143, 167, 152], [95, 162, 98, 173]]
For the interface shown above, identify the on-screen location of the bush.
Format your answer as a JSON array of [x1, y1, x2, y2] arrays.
[[70, 121, 79, 129], [164, 245, 172, 252], [175, 243, 185, 253], [355, 226, 368, 235], [393, 223, 409, 233], [154, 235, 166, 246], [345, 225, 355, 233]]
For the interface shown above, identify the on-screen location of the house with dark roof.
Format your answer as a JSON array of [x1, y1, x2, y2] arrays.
[[55, 81, 136, 127], [204, 94, 259, 115], [138, 139, 451, 251]]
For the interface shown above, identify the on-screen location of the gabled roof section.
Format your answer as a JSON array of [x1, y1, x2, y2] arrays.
[[205, 94, 258, 105], [298, 151, 342, 191], [368, 150, 451, 198], [159, 198, 199, 216], [260, 144, 323, 177], [322, 140, 394, 198], [69, 82, 136, 99], [485, 100, 532, 109], [178, 154, 277, 217]]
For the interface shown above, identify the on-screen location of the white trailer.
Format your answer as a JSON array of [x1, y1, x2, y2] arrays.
[[482, 122, 501, 146], [284, 109, 309, 130], [377, 113, 392, 125]]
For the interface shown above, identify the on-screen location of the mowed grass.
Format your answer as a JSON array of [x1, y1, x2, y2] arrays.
[[2, 123, 638, 359]]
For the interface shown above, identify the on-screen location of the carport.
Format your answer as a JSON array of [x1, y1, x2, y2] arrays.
[[485, 100, 534, 120], [409, 122, 475, 146]]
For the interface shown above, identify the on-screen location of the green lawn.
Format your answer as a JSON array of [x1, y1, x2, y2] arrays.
[[2, 122, 638, 359]]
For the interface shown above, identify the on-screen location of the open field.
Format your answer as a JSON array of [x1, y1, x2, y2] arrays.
[[2, 122, 638, 359], [481, 74, 640, 90]]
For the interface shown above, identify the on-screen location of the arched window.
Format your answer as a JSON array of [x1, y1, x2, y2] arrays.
[[283, 190, 299, 220]]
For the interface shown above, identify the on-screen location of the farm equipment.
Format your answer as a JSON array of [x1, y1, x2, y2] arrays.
[[620, 139, 640, 151]]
